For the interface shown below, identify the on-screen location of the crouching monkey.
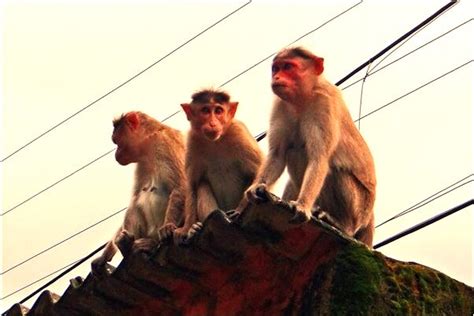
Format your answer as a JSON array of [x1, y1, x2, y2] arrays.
[[92, 111, 185, 273], [174, 89, 263, 244], [246, 47, 376, 246]]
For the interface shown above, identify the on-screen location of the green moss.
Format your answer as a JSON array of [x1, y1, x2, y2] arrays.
[[329, 244, 383, 315], [324, 243, 474, 315]]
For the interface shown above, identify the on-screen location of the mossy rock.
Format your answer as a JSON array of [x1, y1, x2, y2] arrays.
[[303, 243, 474, 315]]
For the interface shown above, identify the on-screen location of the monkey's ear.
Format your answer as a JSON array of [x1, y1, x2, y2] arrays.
[[314, 57, 324, 75], [126, 112, 140, 130], [228, 102, 239, 118], [181, 104, 193, 121]]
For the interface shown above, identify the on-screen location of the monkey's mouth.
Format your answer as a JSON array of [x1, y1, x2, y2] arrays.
[[272, 83, 287, 90], [204, 130, 221, 141]]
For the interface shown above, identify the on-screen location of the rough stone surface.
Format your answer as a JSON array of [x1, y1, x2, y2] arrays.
[[5, 193, 473, 315]]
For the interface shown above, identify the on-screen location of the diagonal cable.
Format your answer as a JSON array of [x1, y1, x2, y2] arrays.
[[0, 0, 252, 163], [0, 207, 126, 275]]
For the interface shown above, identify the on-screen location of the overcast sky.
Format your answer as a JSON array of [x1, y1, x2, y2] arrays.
[[1, 0, 473, 310]]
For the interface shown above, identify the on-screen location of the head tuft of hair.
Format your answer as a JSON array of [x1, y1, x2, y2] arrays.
[[190, 88, 230, 105], [274, 46, 317, 62]]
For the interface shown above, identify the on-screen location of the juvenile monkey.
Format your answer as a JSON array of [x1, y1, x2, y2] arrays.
[[246, 47, 376, 246], [174, 89, 263, 244], [92, 111, 185, 273]]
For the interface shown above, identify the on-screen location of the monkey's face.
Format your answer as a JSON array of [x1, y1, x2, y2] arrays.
[[112, 122, 142, 165], [183, 102, 238, 141], [271, 56, 323, 103]]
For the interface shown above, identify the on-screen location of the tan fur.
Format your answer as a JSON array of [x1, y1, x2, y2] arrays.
[[92, 111, 185, 273], [246, 47, 376, 246], [175, 89, 263, 244]]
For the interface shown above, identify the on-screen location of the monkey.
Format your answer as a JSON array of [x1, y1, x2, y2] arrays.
[[245, 47, 376, 246], [173, 89, 263, 244], [91, 111, 186, 273]]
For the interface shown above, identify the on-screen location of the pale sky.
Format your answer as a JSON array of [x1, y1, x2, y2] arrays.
[[1, 0, 473, 310]]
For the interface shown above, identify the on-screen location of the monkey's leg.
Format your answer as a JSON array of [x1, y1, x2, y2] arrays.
[[317, 171, 374, 246], [282, 180, 298, 201], [115, 229, 135, 257], [187, 183, 218, 241], [354, 214, 374, 247]]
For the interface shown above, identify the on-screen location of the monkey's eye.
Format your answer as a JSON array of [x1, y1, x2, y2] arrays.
[[214, 106, 224, 115], [272, 65, 280, 73], [283, 63, 293, 71], [200, 107, 211, 115]]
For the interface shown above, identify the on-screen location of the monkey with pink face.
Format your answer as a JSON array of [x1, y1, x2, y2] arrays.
[[92, 111, 185, 274], [174, 89, 264, 244], [245, 47, 376, 246]]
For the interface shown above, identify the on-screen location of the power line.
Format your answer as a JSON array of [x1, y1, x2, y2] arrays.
[[0, 0, 252, 163], [376, 174, 473, 228], [1, 149, 115, 216], [374, 199, 473, 249], [0, 207, 126, 276], [354, 60, 472, 122], [1, 243, 107, 303], [2, 1, 466, 304], [341, 18, 472, 91], [335, 0, 459, 86], [0, 1, 360, 218], [219, 0, 363, 88], [0, 126, 276, 276], [255, 0, 459, 141]]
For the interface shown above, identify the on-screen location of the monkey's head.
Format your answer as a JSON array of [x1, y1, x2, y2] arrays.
[[271, 47, 324, 103], [181, 89, 238, 141], [112, 112, 153, 165]]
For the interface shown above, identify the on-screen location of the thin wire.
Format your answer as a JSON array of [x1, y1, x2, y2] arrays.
[[219, 0, 363, 87], [1, 149, 115, 216], [0, 207, 126, 275], [0, 0, 252, 163], [374, 199, 474, 249], [341, 18, 472, 91], [354, 60, 473, 123], [0, 261, 79, 300], [357, 63, 372, 130], [335, 0, 459, 86], [0, 1, 361, 218], [376, 174, 473, 228]]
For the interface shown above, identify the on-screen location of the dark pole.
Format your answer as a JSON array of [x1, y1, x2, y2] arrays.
[[255, 1, 458, 143], [18, 243, 106, 305], [374, 199, 473, 249]]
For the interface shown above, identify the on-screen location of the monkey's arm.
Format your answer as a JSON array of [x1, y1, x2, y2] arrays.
[[158, 189, 185, 241], [173, 175, 199, 245], [91, 228, 120, 273], [292, 102, 339, 222], [244, 138, 286, 205]]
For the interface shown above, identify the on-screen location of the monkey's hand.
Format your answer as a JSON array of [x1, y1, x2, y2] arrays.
[[115, 230, 135, 257], [288, 201, 312, 224], [158, 223, 178, 242], [245, 183, 270, 204]]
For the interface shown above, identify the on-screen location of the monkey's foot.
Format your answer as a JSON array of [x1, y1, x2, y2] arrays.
[[173, 227, 189, 246], [187, 222, 204, 241], [246, 184, 271, 204], [133, 238, 158, 254], [158, 223, 178, 242], [288, 201, 312, 224], [312, 207, 342, 231], [91, 257, 108, 276], [116, 230, 135, 257], [225, 209, 241, 223]]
